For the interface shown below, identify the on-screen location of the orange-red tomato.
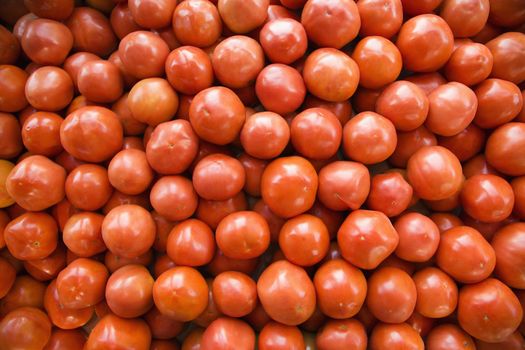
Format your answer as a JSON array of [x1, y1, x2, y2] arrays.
[[85, 313, 151, 350]]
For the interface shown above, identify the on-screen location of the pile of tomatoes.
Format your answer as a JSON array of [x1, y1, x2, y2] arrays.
[[0, 0, 525, 349]]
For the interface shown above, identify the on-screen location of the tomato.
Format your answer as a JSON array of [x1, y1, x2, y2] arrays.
[[407, 145, 463, 200], [337, 210, 399, 270], [4, 212, 58, 261], [437, 124, 486, 163], [389, 126, 437, 168], [118, 30, 169, 79], [366, 267, 417, 323], [240, 111, 290, 159], [291, 107, 342, 160], [167, 219, 215, 266], [0, 65, 28, 113], [108, 149, 153, 195], [0, 160, 14, 208], [21, 18, 72, 66], [303, 48, 359, 102], [412, 267, 458, 319], [182, 328, 204, 350], [212, 271, 256, 318], [367, 172, 413, 217], [26, 66, 74, 112], [86, 313, 151, 350], [369, 322, 424, 350], [144, 306, 185, 340], [21, 112, 63, 157], [219, 0, 268, 33], [259, 18, 307, 64], [197, 192, 248, 230], [216, 210, 270, 259], [439, 0, 489, 38], [485, 122, 525, 176], [110, 2, 142, 39], [258, 321, 305, 350], [257, 260, 315, 325], [343, 111, 397, 164], [425, 323, 476, 350], [129, 78, 179, 126], [256, 63, 306, 114], [65, 164, 113, 211], [128, 0, 177, 29], [146, 119, 199, 175], [460, 174, 514, 223], [261, 156, 318, 218], [44, 279, 94, 329], [60, 106, 123, 163], [315, 319, 367, 350], [396, 14, 454, 73], [436, 226, 495, 283], [314, 259, 366, 319], [190, 86, 245, 145], [486, 33, 525, 85], [352, 36, 402, 89], [201, 317, 255, 350], [153, 266, 208, 321], [0, 257, 16, 298], [458, 278, 523, 343], [195, 278, 222, 327], [165, 46, 214, 95], [444, 42, 493, 86], [425, 82, 477, 136], [172, 0, 222, 48], [0, 307, 52, 350], [150, 176, 198, 221], [105, 264, 154, 318], [474, 78, 523, 129], [301, 0, 359, 49], [43, 329, 87, 350], [56, 258, 109, 309], [492, 223, 525, 289], [0, 275, 46, 316], [24, 243, 67, 281]]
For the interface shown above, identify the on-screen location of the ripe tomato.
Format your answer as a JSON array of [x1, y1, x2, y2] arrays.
[[258, 321, 305, 350], [0, 307, 52, 350], [85, 313, 151, 350], [201, 317, 255, 350], [413, 267, 458, 318]]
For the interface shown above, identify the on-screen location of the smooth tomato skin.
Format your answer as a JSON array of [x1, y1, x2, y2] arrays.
[[460, 174, 514, 223], [352, 36, 402, 89], [216, 210, 270, 260], [0, 66, 27, 113], [44, 279, 93, 329], [407, 145, 463, 200], [153, 266, 209, 322], [65, 164, 113, 211], [257, 260, 316, 326], [425, 82, 478, 136], [485, 122, 525, 176], [474, 78, 523, 129], [258, 322, 305, 350], [261, 156, 318, 218], [458, 278, 523, 343], [195, 278, 222, 327], [108, 149, 154, 195], [444, 42, 493, 86], [492, 223, 525, 289], [167, 219, 215, 267], [128, 0, 177, 29], [212, 271, 256, 318], [43, 329, 87, 350], [182, 328, 204, 350], [367, 172, 413, 218], [439, 0, 489, 38], [190, 86, 245, 145], [259, 18, 307, 64], [366, 267, 417, 324], [318, 161, 370, 211], [279, 214, 330, 266], [0, 257, 16, 298], [201, 317, 255, 350], [337, 210, 399, 270], [0, 307, 52, 350], [316, 318, 367, 350], [437, 123, 486, 163], [85, 313, 151, 350], [4, 212, 58, 261], [486, 32, 525, 85], [56, 258, 109, 309], [394, 212, 440, 262], [357, 0, 403, 39], [413, 267, 458, 318], [375, 80, 429, 131], [0, 113, 23, 159], [150, 175, 198, 221], [425, 323, 476, 350], [303, 48, 359, 102], [301, 0, 360, 49], [118, 30, 169, 79], [197, 192, 248, 230], [0, 275, 46, 316], [313, 259, 367, 319], [102, 204, 156, 259], [6, 155, 66, 211], [165, 46, 214, 95], [62, 212, 106, 258], [21, 111, 64, 157], [144, 306, 185, 340], [146, 119, 199, 175], [436, 226, 496, 283], [240, 112, 290, 160], [396, 14, 454, 73], [475, 331, 525, 350], [255, 63, 306, 115], [369, 322, 424, 350], [342, 111, 397, 164], [105, 264, 154, 318]]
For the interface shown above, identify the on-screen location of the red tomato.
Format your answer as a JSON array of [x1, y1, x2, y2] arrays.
[[201, 317, 255, 350]]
